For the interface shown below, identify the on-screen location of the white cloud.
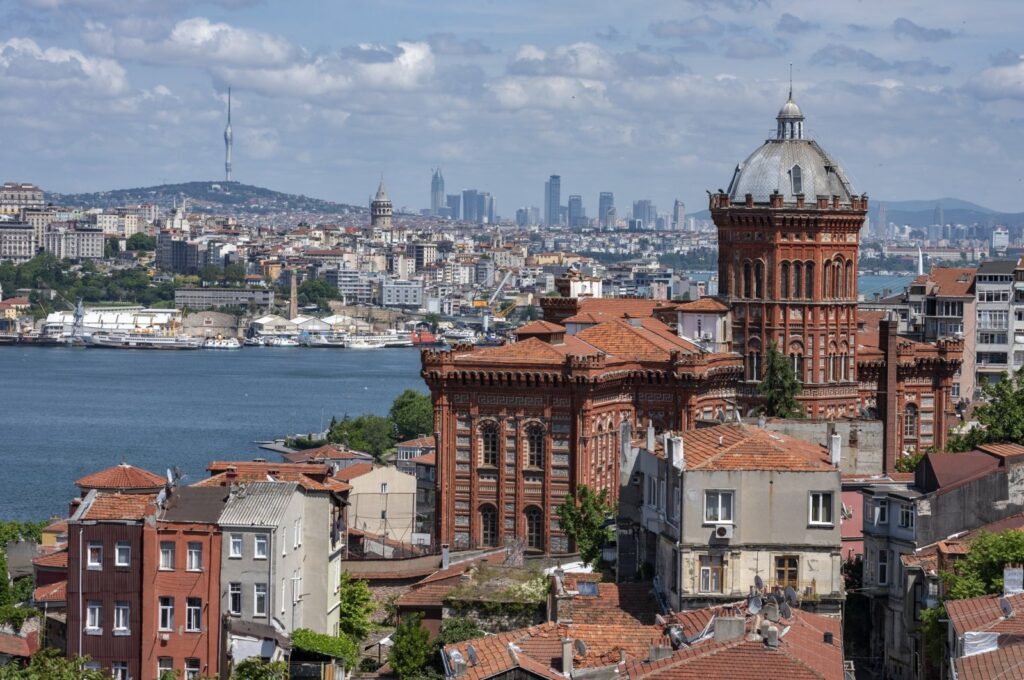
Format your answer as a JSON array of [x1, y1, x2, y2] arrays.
[[488, 76, 609, 111], [0, 37, 127, 94], [971, 58, 1024, 100]]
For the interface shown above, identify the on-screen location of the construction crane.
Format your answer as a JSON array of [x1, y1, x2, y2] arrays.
[[482, 270, 515, 334]]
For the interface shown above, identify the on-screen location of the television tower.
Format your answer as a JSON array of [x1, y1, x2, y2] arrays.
[[224, 87, 233, 182]]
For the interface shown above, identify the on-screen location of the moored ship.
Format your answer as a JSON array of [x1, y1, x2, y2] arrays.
[[84, 332, 202, 350]]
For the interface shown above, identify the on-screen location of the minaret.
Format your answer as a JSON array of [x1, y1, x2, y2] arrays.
[[224, 87, 233, 182], [289, 269, 298, 319]]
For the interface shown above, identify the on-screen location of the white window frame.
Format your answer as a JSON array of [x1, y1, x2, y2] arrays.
[[703, 490, 734, 525], [229, 583, 242, 615], [113, 601, 130, 635], [158, 658, 174, 676], [158, 596, 174, 631], [185, 597, 202, 632], [185, 658, 201, 680], [899, 503, 915, 530], [229, 533, 243, 558], [85, 601, 102, 632], [159, 542, 175, 571], [115, 542, 131, 567], [254, 583, 268, 617], [87, 542, 102, 570], [111, 662, 129, 680], [698, 555, 723, 593], [878, 549, 890, 586], [809, 492, 834, 526], [875, 498, 888, 525], [186, 542, 202, 572], [254, 534, 268, 560]]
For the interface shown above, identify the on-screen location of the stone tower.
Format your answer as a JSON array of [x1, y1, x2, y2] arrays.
[[371, 177, 393, 230], [711, 93, 869, 419]]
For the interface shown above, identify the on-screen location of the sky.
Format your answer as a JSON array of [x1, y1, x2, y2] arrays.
[[2, 0, 1024, 216]]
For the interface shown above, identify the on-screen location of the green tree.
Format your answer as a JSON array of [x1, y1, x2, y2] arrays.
[[423, 313, 441, 332], [224, 263, 247, 285], [757, 342, 802, 418], [299, 279, 339, 309], [230, 658, 288, 680], [390, 390, 434, 440], [126, 232, 156, 251], [291, 628, 358, 671], [335, 571, 376, 641], [435, 618, 485, 646], [389, 613, 432, 679], [943, 530, 1024, 600], [894, 451, 925, 473], [329, 415, 395, 459], [104, 239, 121, 258], [947, 371, 1024, 451], [0, 649, 107, 680], [200, 264, 223, 284], [556, 485, 615, 567]]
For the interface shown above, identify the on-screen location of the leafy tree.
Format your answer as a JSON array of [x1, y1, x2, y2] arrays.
[[230, 658, 288, 680], [224, 263, 247, 285], [0, 649, 107, 680], [389, 613, 432, 679], [423, 313, 441, 332], [435, 618, 485, 646], [757, 342, 802, 418], [947, 371, 1024, 451], [291, 628, 358, 670], [126, 232, 156, 251], [329, 415, 395, 459], [943, 530, 1024, 600], [159, 672, 180, 680], [894, 451, 925, 473], [390, 390, 434, 440], [335, 571, 376, 641], [104, 239, 121, 258], [299, 279, 339, 309], [200, 264, 223, 284], [556, 485, 615, 567]]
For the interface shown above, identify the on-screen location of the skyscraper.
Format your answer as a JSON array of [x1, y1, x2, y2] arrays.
[[598, 192, 614, 229], [477, 192, 494, 224], [673, 200, 686, 230], [877, 204, 888, 239], [462, 189, 478, 223], [446, 194, 461, 221], [544, 175, 561, 226], [632, 200, 656, 229], [223, 87, 233, 182], [567, 195, 585, 228], [431, 168, 445, 216]]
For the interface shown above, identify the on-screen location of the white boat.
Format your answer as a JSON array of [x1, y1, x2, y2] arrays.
[[382, 330, 413, 348], [265, 336, 300, 347], [243, 337, 264, 347], [444, 327, 477, 342], [204, 336, 241, 350], [347, 337, 386, 349], [301, 333, 348, 348], [84, 332, 202, 350]]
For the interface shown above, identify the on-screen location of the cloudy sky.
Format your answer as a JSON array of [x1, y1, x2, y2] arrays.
[[3, 0, 1023, 215]]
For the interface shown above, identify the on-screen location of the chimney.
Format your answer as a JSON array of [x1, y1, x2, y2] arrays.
[[714, 617, 746, 642], [765, 625, 779, 648], [1005, 565, 1024, 595], [562, 638, 573, 676], [442, 544, 450, 570], [757, 414, 766, 428], [668, 435, 684, 471], [289, 269, 298, 319], [646, 420, 656, 452], [829, 432, 842, 469]]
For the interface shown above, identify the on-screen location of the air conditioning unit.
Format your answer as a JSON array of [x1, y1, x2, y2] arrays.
[[714, 525, 734, 539]]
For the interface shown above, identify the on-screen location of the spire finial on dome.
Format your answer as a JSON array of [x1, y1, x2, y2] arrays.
[[788, 63, 793, 100]]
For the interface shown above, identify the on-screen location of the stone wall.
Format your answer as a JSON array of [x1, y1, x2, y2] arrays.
[[764, 418, 884, 475]]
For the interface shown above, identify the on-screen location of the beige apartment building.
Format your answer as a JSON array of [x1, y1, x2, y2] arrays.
[[336, 463, 417, 546]]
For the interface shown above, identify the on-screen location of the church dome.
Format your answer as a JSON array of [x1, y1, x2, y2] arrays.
[[726, 96, 854, 204]]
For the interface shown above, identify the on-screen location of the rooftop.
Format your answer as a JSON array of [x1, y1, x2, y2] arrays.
[[655, 424, 835, 472], [76, 491, 157, 521], [74, 463, 165, 491], [218, 481, 298, 527]]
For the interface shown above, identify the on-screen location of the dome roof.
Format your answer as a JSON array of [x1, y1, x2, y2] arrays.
[[777, 97, 803, 119], [727, 139, 854, 204]]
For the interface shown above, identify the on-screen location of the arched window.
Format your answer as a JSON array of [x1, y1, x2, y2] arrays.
[[790, 165, 803, 195], [793, 262, 803, 298], [525, 507, 544, 551], [480, 505, 497, 547], [833, 261, 842, 299], [780, 262, 790, 299], [823, 265, 831, 300], [904, 405, 918, 440], [747, 352, 761, 381], [754, 261, 764, 299], [480, 422, 499, 467], [805, 262, 815, 298], [846, 260, 855, 298], [526, 424, 545, 468], [743, 262, 752, 299]]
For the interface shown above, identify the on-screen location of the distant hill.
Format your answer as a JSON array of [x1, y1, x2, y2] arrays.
[[691, 196, 1024, 228], [46, 181, 365, 216]]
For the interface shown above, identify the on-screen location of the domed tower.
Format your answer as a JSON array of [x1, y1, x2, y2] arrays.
[[370, 177, 393, 230], [711, 94, 868, 419]]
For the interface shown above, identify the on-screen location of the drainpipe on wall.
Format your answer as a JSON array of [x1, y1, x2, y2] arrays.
[[77, 526, 83, 660]]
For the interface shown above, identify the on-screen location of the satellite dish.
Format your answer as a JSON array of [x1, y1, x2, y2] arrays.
[[748, 595, 763, 615], [668, 626, 686, 649], [754, 575, 764, 591], [780, 602, 793, 619], [1000, 597, 1014, 618], [785, 586, 799, 606], [466, 645, 479, 667], [574, 639, 588, 657]]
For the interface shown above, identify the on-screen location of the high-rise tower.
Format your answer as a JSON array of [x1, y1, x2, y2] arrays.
[[371, 177, 393, 230], [430, 168, 445, 216], [598, 192, 614, 229], [544, 175, 560, 226], [224, 88, 233, 182], [711, 93, 868, 419]]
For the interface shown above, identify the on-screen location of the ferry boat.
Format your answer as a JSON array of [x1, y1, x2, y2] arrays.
[[347, 337, 386, 349], [203, 336, 241, 350], [243, 336, 264, 347], [444, 327, 477, 343], [84, 332, 202, 350], [301, 332, 348, 348], [410, 329, 442, 346], [265, 336, 300, 347]]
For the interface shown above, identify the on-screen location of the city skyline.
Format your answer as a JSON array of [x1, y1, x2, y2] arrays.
[[2, 1, 1024, 213]]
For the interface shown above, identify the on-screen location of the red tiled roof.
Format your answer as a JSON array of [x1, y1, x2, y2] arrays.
[[75, 463, 164, 490], [397, 436, 435, 449], [679, 424, 834, 472], [674, 298, 730, 313], [81, 492, 157, 520], [0, 631, 38, 658], [954, 642, 1024, 680], [516, 320, 567, 334], [926, 267, 977, 297], [560, 576, 660, 625], [33, 580, 66, 603], [281, 444, 370, 463], [577, 298, 660, 318], [408, 452, 435, 466], [947, 592, 1024, 636], [199, 461, 333, 491], [32, 549, 68, 569], [334, 462, 374, 481], [42, 518, 68, 535]]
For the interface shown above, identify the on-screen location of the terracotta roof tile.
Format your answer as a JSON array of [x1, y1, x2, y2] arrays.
[[947, 592, 1024, 637], [515, 320, 567, 334], [32, 549, 68, 569], [199, 461, 334, 491], [674, 298, 730, 313], [334, 462, 375, 481], [281, 444, 371, 463], [397, 436, 436, 449], [81, 492, 157, 520], [577, 298, 660, 318], [0, 631, 38, 658], [954, 642, 1024, 679], [408, 452, 436, 466], [926, 267, 977, 297], [33, 580, 66, 603], [679, 425, 834, 472], [75, 463, 164, 490]]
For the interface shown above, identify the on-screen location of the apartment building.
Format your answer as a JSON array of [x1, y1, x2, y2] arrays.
[[0, 182, 43, 215], [0, 222, 36, 263], [620, 424, 844, 614], [44, 224, 104, 260], [336, 464, 417, 547], [173, 287, 275, 311], [379, 279, 423, 308], [906, 267, 977, 401]]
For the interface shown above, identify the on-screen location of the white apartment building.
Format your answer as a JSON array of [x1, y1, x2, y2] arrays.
[[0, 222, 36, 263]]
